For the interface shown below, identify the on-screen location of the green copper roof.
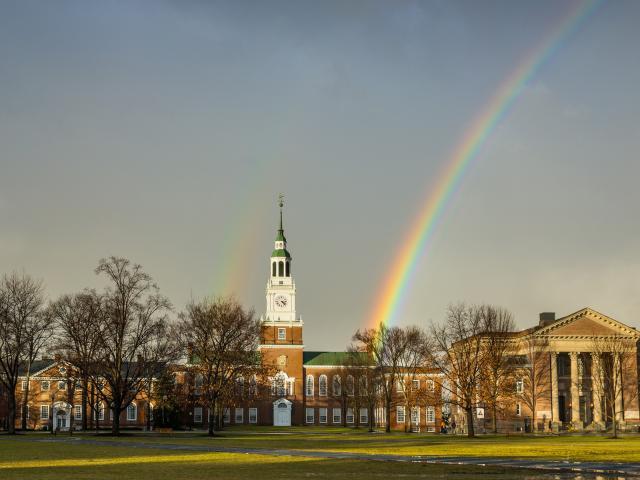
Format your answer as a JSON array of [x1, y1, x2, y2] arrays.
[[303, 351, 371, 366], [271, 248, 291, 258], [275, 230, 287, 242]]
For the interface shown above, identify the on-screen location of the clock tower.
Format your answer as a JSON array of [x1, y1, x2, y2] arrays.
[[259, 195, 304, 426]]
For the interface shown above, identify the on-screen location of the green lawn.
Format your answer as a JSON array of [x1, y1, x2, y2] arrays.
[[68, 427, 640, 463], [0, 438, 537, 480]]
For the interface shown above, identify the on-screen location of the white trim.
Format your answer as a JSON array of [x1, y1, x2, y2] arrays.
[[259, 344, 306, 349]]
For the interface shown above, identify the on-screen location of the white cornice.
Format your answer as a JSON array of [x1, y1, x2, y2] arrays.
[[259, 344, 305, 349]]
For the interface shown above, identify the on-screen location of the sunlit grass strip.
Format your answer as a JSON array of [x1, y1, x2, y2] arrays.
[[0, 452, 309, 470]]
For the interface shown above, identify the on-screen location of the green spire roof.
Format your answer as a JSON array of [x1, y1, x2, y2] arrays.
[[271, 248, 291, 258], [275, 194, 287, 243]]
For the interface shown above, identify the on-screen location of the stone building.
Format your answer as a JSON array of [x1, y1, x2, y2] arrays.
[[457, 308, 640, 434]]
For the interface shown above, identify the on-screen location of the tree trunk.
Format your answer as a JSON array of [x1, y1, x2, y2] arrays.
[[385, 400, 391, 433], [8, 392, 16, 434], [21, 380, 29, 430], [146, 401, 152, 431], [112, 407, 121, 435], [465, 406, 475, 438], [208, 400, 216, 436], [82, 378, 88, 430], [492, 404, 497, 433]]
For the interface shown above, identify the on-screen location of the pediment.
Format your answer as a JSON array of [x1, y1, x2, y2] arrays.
[[31, 360, 75, 378], [536, 307, 639, 338]]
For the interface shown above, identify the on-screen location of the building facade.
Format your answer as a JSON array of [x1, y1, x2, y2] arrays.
[[6, 204, 639, 434]]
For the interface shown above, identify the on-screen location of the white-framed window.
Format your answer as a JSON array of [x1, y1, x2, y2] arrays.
[[396, 378, 404, 393], [287, 379, 295, 396], [346, 375, 354, 396], [41, 380, 50, 391], [194, 373, 203, 389], [41, 405, 49, 420], [21, 380, 28, 390], [515, 402, 522, 416], [412, 379, 420, 390], [427, 379, 435, 392], [305, 408, 314, 424], [110, 409, 114, 421], [58, 381, 66, 390], [411, 407, 420, 425], [332, 375, 341, 396], [426, 406, 435, 423], [223, 408, 231, 424], [375, 407, 386, 425], [249, 376, 257, 396], [74, 405, 82, 420], [319, 375, 328, 396], [346, 408, 354, 424], [194, 407, 203, 423], [94, 403, 105, 421], [249, 407, 258, 424], [396, 406, 406, 424], [358, 377, 367, 394], [332, 408, 341, 424], [236, 377, 245, 396], [235, 407, 243, 424], [359, 408, 368, 425], [278, 328, 286, 341], [127, 403, 137, 421], [306, 375, 314, 396], [516, 378, 524, 394], [319, 407, 328, 424]]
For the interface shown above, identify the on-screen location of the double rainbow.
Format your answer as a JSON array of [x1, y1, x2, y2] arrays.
[[368, 0, 603, 329]]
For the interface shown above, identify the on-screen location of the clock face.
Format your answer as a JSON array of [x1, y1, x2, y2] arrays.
[[274, 295, 288, 309]]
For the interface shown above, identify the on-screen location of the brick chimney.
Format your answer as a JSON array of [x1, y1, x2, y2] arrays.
[[539, 312, 556, 327]]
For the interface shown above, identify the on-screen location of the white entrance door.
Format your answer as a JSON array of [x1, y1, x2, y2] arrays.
[[273, 401, 291, 426]]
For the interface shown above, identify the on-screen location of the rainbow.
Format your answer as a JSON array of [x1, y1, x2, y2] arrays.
[[368, 0, 603, 329]]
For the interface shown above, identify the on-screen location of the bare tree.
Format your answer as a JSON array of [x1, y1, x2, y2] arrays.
[[49, 290, 103, 430], [178, 296, 266, 436], [590, 335, 638, 438], [477, 306, 517, 433], [429, 303, 485, 438], [517, 335, 551, 432], [353, 324, 411, 433], [0, 272, 47, 434], [396, 326, 431, 433], [92, 257, 173, 435]]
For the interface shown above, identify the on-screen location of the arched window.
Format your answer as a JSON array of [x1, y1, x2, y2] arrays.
[[127, 402, 137, 421], [319, 375, 328, 396], [272, 372, 286, 397], [332, 375, 341, 396], [272, 262, 276, 277], [94, 402, 105, 421], [306, 375, 314, 397], [358, 376, 367, 394], [236, 377, 245, 396], [278, 261, 284, 277], [286, 261, 290, 277], [346, 375, 355, 396]]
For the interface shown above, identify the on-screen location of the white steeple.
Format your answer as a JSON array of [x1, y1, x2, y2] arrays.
[[263, 194, 299, 324]]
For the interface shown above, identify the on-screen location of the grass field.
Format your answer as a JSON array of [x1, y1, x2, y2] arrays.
[[2, 429, 640, 479], [0, 437, 541, 480], [74, 426, 640, 462]]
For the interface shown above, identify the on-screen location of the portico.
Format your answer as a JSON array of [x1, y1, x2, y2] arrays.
[[533, 309, 640, 432]]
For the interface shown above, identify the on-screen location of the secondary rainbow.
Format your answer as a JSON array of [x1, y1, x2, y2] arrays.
[[367, 0, 603, 329]]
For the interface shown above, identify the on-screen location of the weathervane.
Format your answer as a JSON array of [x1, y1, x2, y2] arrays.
[[278, 193, 284, 209]]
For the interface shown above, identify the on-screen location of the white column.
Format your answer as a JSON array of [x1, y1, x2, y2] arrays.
[[591, 353, 602, 426], [551, 352, 559, 427], [569, 352, 581, 428]]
